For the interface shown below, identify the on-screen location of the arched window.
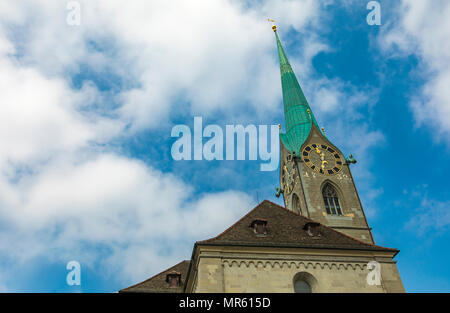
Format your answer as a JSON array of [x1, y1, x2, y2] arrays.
[[322, 183, 342, 215], [294, 280, 311, 293], [293, 272, 317, 293], [292, 193, 300, 214]]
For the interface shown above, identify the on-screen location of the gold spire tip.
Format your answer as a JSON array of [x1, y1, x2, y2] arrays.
[[267, 18, 277, 32]]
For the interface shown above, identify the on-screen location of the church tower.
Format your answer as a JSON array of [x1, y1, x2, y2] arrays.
[[120, 23, 405, 294], [273, 25, 375, 244]]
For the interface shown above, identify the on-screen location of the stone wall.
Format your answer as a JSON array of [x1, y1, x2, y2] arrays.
[[189, 246, 405, 293]]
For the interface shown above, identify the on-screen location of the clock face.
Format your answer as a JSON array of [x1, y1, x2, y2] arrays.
[[281, 155, 297, 195], [301, 143, 343, 175]]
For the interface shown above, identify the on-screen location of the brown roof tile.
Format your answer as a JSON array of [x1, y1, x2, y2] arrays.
[[119, 260, 190, 293], [197, 200, 398, 253]]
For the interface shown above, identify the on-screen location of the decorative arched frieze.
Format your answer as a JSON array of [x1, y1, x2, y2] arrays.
[[222, 259, 368, 271]]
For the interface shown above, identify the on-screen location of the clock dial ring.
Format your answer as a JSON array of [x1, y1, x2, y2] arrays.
[[301, 143, 343, 175], [281, 155, 297, 194]]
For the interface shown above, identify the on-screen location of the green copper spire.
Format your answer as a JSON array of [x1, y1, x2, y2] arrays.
[[274, 28, 320, 155]]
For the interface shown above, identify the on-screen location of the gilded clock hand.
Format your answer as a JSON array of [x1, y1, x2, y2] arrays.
[[315, 147, 321, 154]]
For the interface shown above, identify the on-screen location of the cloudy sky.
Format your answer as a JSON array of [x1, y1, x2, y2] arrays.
[[0, 0, 449, 292]]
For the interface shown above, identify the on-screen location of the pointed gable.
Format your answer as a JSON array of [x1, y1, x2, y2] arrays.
[[119, 260, 190, 293]]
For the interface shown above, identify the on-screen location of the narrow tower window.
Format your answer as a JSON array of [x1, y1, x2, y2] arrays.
[[322, 183, 342, 215], [292, 193, 300, 214]]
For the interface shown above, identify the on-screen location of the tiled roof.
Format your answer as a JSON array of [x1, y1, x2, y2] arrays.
[[197, 200, 398, 253], [120, 201, 398, 293], [119, 260, 190, 293]]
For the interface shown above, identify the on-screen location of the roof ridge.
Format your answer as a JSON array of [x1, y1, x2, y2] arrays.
[[120, 260, 190, 292], [197, 200, 272, 244]]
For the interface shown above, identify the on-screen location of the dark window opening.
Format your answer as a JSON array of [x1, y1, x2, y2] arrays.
[[250, 219, 268, 235], [303, 222, 321, 237], [166, 271, 181, 287], [294, 280, 312, 293], [292, 193, 300, 214], [322, 183, 343, 215]]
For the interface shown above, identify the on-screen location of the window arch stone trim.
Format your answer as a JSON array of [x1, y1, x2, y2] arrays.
[[293, 272, 318, 293]]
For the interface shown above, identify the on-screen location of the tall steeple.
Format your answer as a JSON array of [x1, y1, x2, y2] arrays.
[[273, 25, 320, 156], [273, 24, 375, 244]]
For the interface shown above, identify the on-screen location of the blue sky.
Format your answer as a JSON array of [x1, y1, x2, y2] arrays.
[[0, 0, 449, 293]]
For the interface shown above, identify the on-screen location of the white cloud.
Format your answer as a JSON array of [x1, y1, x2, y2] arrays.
[[380, 1, 450, 141], [0, 153, 253, 284], [405, 196, 450, 236], [0, 0, 324, 132], [0, 58, 122, 169], [0, 0, 274, 289], [0, 0, 389, 290]]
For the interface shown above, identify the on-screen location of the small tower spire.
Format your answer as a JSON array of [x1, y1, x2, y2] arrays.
[[272, 26, 320, 155], [267, 18, 277, 32]]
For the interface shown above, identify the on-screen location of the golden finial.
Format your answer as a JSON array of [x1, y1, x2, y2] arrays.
[[278, 124, 281, 129], [321, 127, 325, 135], [267, 18, 277, 32]]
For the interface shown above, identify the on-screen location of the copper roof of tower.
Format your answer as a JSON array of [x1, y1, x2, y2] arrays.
[[274, 28, 322, 155]]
